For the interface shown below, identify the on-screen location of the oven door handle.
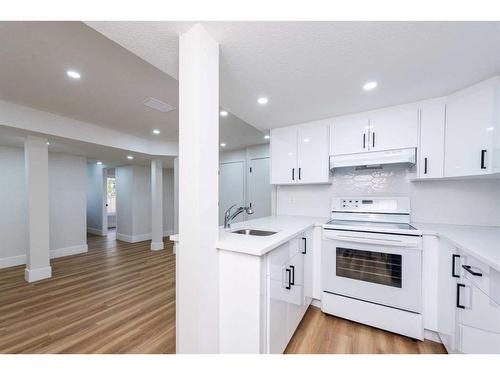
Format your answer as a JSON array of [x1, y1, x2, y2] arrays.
[[328, 234, 419, 248]]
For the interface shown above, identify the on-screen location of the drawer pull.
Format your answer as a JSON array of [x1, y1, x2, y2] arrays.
[[462, 265, 483, 277], [285, 268, 291, 290], [290, 265, 295, 285], [456, 283, 466, 309], [452, 254, 460, 278]]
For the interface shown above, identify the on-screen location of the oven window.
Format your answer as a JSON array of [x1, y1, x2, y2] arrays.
[[336, 247, 402, 288]]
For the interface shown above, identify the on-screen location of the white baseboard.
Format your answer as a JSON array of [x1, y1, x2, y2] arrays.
[[25, 266, 52, 282], [117, 229, 175, 243], [424, 329, 442, 343], [87, 227, 106, 236], [311, 298, 322, 309], [50, 244, 88, 259], [0, 254, 27, 269], [0, 244, 88, 270]]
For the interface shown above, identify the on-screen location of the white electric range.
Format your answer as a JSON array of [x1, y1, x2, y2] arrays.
[[321, 196, 424, 340]]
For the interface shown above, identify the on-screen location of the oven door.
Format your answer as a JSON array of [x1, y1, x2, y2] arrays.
[[322, 229, 422, 313]]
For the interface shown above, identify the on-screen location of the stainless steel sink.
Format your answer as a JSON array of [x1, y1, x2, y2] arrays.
[[231, 228, 277, 236]]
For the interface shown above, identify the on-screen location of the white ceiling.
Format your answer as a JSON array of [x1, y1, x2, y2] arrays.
[[0, 21, 267, 151], [0, 125, 176, 168], [87, 21, 500, 129]]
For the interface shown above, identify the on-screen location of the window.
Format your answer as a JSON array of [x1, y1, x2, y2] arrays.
[[107, 177, 116, 214]]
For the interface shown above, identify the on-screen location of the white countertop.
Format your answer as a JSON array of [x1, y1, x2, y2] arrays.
[[170, 215, 329, 257], [413, 222, 500, 272]]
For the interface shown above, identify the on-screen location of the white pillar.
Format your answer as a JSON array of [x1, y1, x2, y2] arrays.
[[173, 157, 179, 235], [150, 158, 164, 251], [177, 24, 219, 353], [24, 135, 52, 282]]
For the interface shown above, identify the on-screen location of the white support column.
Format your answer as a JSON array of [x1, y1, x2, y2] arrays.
[[150, 158, 164, 251], [177, 24, 220, 353], [24, 135, 51, 282]]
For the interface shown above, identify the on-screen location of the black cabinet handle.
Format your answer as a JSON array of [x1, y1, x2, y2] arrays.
[[462, 265, 483, 277], [424, 157, 428, 174], [452, 254, 460, 278], [456, 283, 466, 309], [481, 150, 487, 169], [292, 168, 295, 181], [363, 133, 366, 149], [372, 132, 375, 148], [301, 237, 307, 254], [298, 168, 301, 180], [289, 265, 295, 285], [285, 268, 291, 290]]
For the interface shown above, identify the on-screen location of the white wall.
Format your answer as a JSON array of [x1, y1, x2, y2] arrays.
[[115, 164, 175, 242], [276, 164, 500, 226], [49, 153, 87, 251], [0, 146, 26, 260], [0, 146, 88, 268], [86, 163, 105, 234]]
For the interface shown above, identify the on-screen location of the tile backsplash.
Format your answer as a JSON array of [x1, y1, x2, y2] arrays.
[[276, 165, 500, 226]]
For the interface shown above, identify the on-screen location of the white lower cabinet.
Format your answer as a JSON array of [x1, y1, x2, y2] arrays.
[[267, 231, 312, 353], [437, 239, 500, 354], [218, 228, 314, 353]]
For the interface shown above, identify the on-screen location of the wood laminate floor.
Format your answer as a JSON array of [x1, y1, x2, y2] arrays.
[[0, 231, 175, 353], [285, 305, 447, 354], [0, 232, 446, 354]]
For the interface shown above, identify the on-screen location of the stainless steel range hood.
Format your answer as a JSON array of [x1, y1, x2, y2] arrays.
[[329, 148, 416, 170]]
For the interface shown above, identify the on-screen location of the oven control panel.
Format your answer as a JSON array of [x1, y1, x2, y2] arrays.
[[332, 197, 410, 214]]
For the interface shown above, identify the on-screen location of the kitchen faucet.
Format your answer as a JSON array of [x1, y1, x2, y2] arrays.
[[224, 204, 254, 229]]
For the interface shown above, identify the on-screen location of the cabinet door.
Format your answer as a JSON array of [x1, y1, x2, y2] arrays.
[[458, 279, 500, 354], [444, 82, 495, 177], [419, 102, 446, 179], [369, 106, 418, 151], [297, 122, 330, 184], [330, 114, 369, 155], [270, 126, 297, 184], [437, 240, 460, 353], [268, 276, 289, 354]]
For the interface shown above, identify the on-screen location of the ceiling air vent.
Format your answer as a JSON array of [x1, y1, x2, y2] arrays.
[[143, 97, 175, 113]]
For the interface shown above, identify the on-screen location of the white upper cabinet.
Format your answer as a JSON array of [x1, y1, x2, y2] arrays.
[[330, 114, 369, 155], [368, 106, 418, 151], [297, 122, 330, 184], [270, 126, 297, 184], [271, 121, 330, 185], [444, 78, 498, 177], [330, 106, 417, 156], [418, 101, 446, 179]]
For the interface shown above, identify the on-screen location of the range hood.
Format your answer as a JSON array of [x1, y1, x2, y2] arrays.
[[329, 148, 416, 170]]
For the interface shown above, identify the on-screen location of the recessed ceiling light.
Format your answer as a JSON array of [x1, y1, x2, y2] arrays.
[[66, 70, 81, 80], [96, 161, 102, 165], [257, 97, 268, 105], [127, 155, 134, 160], [363, 81, 377, 91], [153, 129, 161, 134], [264, 135, 270, 140], [220, 143, 227, 147], [46, 141, 50, 145], [220, 110, 228, 117]]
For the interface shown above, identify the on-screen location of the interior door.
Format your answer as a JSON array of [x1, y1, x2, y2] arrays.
[[248, 157, 272, 220], [270, 126, 297, 184], [219, 161, 246, 226], [368, 106, 418, 151], [297, 122, 329, 183], [330, 114, 369, 155]]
